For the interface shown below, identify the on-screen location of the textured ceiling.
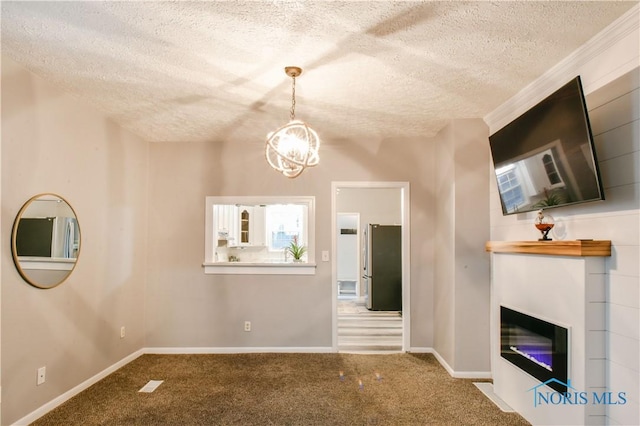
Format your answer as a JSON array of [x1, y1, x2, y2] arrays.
[[1, 1, 636, 145]]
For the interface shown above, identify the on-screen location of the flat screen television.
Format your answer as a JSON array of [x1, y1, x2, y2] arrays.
[[489, 76, 605, 215]]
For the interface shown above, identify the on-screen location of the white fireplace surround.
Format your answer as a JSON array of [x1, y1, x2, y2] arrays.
[[487, 241, 610, 425]]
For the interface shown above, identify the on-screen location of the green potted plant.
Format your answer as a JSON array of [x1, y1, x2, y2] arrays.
[[287, 236, 307, 262]]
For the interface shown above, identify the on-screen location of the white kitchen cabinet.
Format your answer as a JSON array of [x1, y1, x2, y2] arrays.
[[250, 205, 265, 246], [239, 208, 250, 244], [214, 204, 265, 247], [214, 204, 239, 245], [236, 205, 265, 246]]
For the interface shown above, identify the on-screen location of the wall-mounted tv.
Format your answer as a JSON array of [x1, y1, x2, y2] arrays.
[[489, 76, 605, 215]]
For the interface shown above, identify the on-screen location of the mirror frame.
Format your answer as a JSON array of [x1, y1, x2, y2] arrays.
[[11, 193, 81, 289]]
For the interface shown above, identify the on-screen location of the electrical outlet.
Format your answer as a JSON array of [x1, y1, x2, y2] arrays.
[[120, 326, 126, 338], [37, 366, 46, 385], [244, 321, 251, 332]]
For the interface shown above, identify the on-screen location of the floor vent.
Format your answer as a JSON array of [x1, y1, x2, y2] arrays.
[[139, 380, 164, 393]]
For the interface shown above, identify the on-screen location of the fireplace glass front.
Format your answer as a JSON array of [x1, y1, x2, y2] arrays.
[[500, 306, 568, 392]]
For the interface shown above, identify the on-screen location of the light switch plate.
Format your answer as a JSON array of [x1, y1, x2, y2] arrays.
[[322, 250, 329, 262]]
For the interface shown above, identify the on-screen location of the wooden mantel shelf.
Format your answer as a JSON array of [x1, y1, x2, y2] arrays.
[[485, 240, 611, 257]]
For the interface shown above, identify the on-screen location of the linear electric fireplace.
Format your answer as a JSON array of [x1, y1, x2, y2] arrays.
[[500, 306, 569, 392]]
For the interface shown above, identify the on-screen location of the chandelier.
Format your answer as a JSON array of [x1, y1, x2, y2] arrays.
[[265, 66, 320, 178]]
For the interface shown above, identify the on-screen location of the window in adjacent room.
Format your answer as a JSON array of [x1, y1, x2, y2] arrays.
[[265, 203, 306, 252], [496, 165, 525, 213], [542, 153, 562, 185]]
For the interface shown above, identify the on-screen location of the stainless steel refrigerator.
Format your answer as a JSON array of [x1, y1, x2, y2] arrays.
[[362, 224, 402, 311]]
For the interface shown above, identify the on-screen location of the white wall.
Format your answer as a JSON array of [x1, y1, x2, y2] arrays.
[[433, 118, 491, 376], [484, 6, 639, 425], [336, 187, 402, 227], [434, 123, 455, 366], [1, 57, 149, 425], [1, 52, 3, 426]]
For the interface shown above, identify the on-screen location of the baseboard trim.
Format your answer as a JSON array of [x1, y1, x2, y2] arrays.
[[145, 346, 335, 354], [473, 382, 515, 412], [409, 347, 492, 379], [12, 349, 145, 426]]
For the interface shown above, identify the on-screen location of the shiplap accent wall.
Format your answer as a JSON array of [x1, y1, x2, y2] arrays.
[[485, 6, 639, 425], [488, 66, 639, 426], [590, 68, 640, 426]]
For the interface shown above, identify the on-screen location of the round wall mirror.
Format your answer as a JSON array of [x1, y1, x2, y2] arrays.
[[11, 193, 81, 289]]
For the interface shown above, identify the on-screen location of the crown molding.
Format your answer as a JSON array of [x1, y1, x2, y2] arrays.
[[484, 4, 640, 134]]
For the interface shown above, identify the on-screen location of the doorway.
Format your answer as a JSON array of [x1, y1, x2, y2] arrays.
[[331, 182, 410, 352]]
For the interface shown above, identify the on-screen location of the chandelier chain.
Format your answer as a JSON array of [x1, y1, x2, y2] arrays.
[[290, 76, 296, 121]]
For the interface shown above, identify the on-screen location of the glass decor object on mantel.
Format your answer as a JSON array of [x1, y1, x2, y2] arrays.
[[534, 209, 555, 241]]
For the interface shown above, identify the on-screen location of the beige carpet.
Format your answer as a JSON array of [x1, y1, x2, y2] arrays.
[[32, 353, 530, 425]]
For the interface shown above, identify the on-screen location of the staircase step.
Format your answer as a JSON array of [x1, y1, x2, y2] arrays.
[[339, 335, 402, 344], [338, 320, 402, 329], [338, 328, 402, 336], [338, 343, 403, 352], [338, 312, 401, 318]]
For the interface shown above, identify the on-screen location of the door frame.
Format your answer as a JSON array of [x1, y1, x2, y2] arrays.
[[331, 181, 411, 352]]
